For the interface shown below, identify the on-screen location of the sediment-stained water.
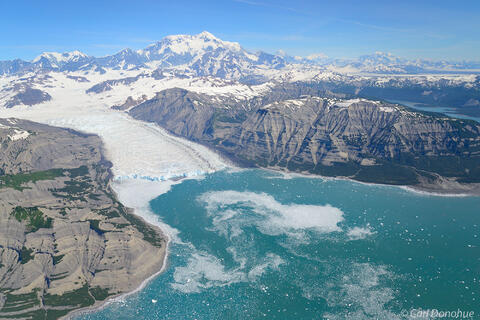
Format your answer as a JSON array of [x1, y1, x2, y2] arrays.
[[77, 169, 480, 319]]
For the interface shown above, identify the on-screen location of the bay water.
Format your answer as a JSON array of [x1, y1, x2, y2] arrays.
[[76, 169, 480, 319]]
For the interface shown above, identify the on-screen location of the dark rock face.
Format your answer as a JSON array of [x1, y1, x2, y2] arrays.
[[4, 87, 51, 108], [111, 95, 148, 110], [130, 88, 480, 186], [86, 76, 142, 94]]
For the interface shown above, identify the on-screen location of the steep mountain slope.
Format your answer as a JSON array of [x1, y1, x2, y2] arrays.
[[129, 88, 480, 190], [0, 118, 166, 319]]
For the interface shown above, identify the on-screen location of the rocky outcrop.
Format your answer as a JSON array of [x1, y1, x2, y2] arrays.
[[86, 75, 144, 94], [4, 87, 51, 108], [129, 88, 480, 189], [0, 118, 166, 319], [112, 95, 148, 111]]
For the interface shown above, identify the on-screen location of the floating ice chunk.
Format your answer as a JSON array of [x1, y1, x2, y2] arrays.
[[347, 225, 375, 240], [171, 252, 245, 293], [198, 190, 344, 238]]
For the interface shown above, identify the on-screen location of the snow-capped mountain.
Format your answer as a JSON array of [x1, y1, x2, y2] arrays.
[[33, 50, 89, 65], [281, 51, 480, 74], [321, 52, 480, 74], [0, 31, 479, 79], [95, 48, 146, 70], [31, 50, 91, 71], [137, 31, 285, 78], [0, 32, 286, 79]]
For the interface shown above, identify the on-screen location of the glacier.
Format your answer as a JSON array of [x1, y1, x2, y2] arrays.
[[0, 70, 233, 231]]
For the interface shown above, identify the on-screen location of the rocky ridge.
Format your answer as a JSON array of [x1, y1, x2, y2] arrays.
[[0, 118, 166, 319], [128, 88, 480, 192]]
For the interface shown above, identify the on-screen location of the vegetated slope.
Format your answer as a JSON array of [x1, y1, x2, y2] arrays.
[[129, 88, 480, 189], [0, 118, 166, 319]]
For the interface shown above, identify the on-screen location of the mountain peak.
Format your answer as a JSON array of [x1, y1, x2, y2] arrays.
[[197, 31, 217, 39], [32, 50, 88, 64], [145, 31, 242, 57]]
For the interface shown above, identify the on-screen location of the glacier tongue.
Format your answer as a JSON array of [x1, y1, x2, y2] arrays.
[[46, 112, 228, 180], [1, 93, 228, 185]]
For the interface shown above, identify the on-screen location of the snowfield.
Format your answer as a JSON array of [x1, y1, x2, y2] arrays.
[[0, 70, 234, 219], [0, 69, 245, 232]]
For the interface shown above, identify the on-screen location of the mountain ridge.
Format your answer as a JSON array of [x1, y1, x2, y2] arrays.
[[1, 31, 479, 77], [128, 87, 480, 193]]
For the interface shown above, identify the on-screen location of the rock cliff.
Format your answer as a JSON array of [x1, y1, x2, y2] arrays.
[[129, 88, 480, 190], [0, 118, 166, 319]]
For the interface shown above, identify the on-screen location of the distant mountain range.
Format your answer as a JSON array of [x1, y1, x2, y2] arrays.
[[0, 32, 285, 79], [1, 31, 479, 118], [1, 31, 480, 194], [285, 51, 480, 74], [1, 31, 479, 77]]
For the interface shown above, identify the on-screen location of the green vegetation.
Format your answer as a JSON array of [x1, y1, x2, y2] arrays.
[[88, 220, 104, 235], [43, 284, 94, 308], [88, 193, 101, 200], [45, 309, 72, 320], [0, 284, 111, 319], [51, 172, 93, 202], [89, 286, 111, 301], [50, 271, 69, 281], [53, 254, 65, 265], [96, 208, 120, 218], [354, 163, 419, 185], [0, 290, 40, 316], [11, 206, 52, 232], [0, 168, 63, 191], [66, 165, 89, 178], [2, 309, 47, 320], [0, 161, 166, 318], [19, 247, 34, 264], [117, 205, 164, 247], [111, 222, 129, 229]]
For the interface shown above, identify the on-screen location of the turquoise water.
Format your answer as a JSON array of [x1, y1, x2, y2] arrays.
[[77, 169, 480, 319], [387, 99, 480, 123]]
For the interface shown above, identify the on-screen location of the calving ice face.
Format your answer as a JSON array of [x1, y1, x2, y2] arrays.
[[1, 0, 479, 319]]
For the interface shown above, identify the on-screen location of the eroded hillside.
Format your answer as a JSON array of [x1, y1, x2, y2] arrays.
[[129, 88, 480, 191], [0, 118, 166, 319]]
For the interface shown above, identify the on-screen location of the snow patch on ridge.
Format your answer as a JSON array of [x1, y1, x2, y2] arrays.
[[8, 129, 30, 141]]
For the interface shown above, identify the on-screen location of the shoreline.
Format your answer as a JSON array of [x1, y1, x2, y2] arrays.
[[0, 112, 229, 319], [63, 231, 170, 320], [62, 181, 173, 320], [261, 166, 480, 197], [62, 166, 478, 319], [61, 174, 211, 319], [62, 158, 478, 319]]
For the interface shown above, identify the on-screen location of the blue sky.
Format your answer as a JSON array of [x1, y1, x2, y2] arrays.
[[1, 0, 479, 61]]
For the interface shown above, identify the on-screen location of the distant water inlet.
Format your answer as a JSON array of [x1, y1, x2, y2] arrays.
[[77, 169, 480, 320], [388, 99, 480, 123]]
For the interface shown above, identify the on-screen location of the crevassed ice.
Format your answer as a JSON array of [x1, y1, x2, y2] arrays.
[[1, 72, 228, 182]]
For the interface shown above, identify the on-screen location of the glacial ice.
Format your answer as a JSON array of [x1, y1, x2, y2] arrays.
[[0, 71, 230, 231]]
